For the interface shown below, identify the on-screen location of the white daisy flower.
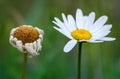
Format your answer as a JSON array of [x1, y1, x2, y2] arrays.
[[9, 25, 44, 56], [53, 9, 116, 53]]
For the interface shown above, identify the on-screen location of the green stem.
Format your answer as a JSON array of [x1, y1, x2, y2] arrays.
[[21, 53, 28, 79], [78, 42, 82, 79]]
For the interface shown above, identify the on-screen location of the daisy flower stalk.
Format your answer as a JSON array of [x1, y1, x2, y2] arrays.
[[53, 9, 115, 79], [9, 25, 44, 79]]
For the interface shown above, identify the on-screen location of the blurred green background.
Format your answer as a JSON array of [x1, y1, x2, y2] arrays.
[[0, 0, 119, 79]]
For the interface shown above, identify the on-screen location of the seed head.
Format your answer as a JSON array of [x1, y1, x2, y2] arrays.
[[13, 25, 39, 44]]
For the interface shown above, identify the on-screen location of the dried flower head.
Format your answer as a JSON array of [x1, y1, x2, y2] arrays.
[[9, 25, 44, 56]]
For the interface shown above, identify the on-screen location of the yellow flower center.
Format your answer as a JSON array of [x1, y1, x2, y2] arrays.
[[13, 25, 39, 44], [71, 29, 92, 40]]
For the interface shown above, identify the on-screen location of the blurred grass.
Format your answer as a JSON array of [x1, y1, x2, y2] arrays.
[[0, 0, 119, 79]]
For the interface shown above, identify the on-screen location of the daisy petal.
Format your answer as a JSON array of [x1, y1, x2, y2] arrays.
[[101, 37, 116, 41], [53, 17, 65, 28], [92, 25, 112, 35], [25, 43, 39, 56], [92, 24, 112, 36], [16, 41, 23, 52], [88, 12, 95, 24], [53, 19, 71, 35], [54, 27, 73, 39], [53, 17, 70, 33], [36, 39, 42, 52], [103, 24, 112, 30], [33, 41, 37, 51], [9, 36, 16, 47], [62, 13, 71, 31], [76, 9, 83, 29], [62, 13, 68, 26], [10, 28, 16, 35], [64, 40, 77, 53], [94, 16, 108, 26], [83, 16, 88, 28], [91, 16, 108, 32], [67, 15, 76, 30], [85, 12, 95, 30], [92, 31, 111, 40], [88, 40, 104, 43], [10, 38, 18, 47]]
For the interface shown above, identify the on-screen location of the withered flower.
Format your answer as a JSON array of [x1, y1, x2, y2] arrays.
[[9, 25, 44, 56]]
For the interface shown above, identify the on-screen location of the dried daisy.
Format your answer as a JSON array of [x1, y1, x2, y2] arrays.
[[9, 25, 44, 56]]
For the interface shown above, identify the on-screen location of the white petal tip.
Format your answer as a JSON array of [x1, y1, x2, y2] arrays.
[[101, 37, 116, 41], [52, 21, 55, 23], [77, 9, 82, 11], [63, 49, 70, 53], [102, 16, 108, 21], [63, 40, 77, 53], [62, 13, 65, 15]]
